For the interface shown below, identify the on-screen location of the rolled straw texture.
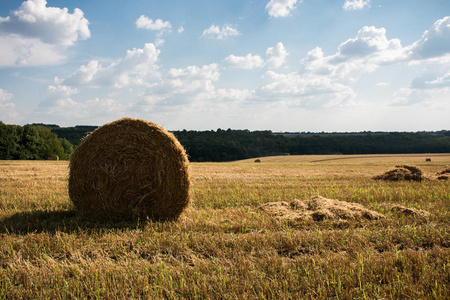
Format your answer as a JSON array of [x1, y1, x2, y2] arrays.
[[68, 118, 191, 220]]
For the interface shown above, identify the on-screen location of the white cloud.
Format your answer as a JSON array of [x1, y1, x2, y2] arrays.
[[424, 72, 450, 88], [38, 96, 128, 125], [222, 54, 265, 69], [343, 0, 371, 11], [61, 43, 160, 88], [148, 64, 219, 99], [389, 87, 431, 106], [266, 0, 298, 18], [201, 24, 240, 40], [136, 15, 171, 31], [0, 36, 65, 66], [266, 42, 288, 69], [0, 0, 90, 67], [0, 0, 90, 46], [0, 89, 19, 121], [216, 88, 255, 102], [178, 26, 184, 33], [35, 85, 128, 125], [259, 71, 355, 108], [408, 16, 450, 59], [302, 26, 407, 81]]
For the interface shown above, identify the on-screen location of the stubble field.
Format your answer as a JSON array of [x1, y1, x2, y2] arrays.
[[0, 154, 449, 299]]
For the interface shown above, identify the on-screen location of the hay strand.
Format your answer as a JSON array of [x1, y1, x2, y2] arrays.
[[68, 118, 191, 221]]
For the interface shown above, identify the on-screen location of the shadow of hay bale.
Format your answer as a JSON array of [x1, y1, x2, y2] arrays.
[[373, 164, 428, 181], [0, 209, 170, 235], [69, 118, 191, 221], [259, 195, 384, 222]]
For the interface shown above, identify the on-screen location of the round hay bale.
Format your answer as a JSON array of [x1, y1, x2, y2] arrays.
[[48, 155, 59, 161], [68, 118, 191, 221], [254, 159, 261, 163]]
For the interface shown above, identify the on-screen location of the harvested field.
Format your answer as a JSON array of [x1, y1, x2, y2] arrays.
[[1, 154, 449, 299]]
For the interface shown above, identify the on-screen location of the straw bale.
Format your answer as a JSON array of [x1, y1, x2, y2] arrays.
[[259, 195, 384, 222], [373, 164, 426, 181], [48, 155, 59, 161], [68, 118, 191, 220], [254, 159, 261, 163]]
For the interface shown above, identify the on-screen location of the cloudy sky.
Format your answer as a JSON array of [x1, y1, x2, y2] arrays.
[[0, 0, 449, 132]]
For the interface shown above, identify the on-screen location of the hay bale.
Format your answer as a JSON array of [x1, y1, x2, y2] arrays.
[[426, 158, 431, 162], [68, 118, 191, 220], [373, 164, 426, 181], [48, 155, 59, 161], [254, 159, 261, 163], [259, 195, 384, 222]]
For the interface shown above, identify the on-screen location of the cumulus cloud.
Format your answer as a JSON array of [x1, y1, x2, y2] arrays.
[[266, 0, 298, 17], [266, 42, 288, 69], [343, 0, 371, 11], [147, 64, 219, 99], [408, 16, 450, 59], [201, 24, 240, 40], [0, 0, 90, 67], [0, 36, 65, 66], [302, 26, 407, 81], [61, 43, 160, 88], [0, 0, 90, 46], [259, 71, 355, 108], [136, 15, 171, 31], [222, 54, 265, 69], [0, 89, 18, 119]]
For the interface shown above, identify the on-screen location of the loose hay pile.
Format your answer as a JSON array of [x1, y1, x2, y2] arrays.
[[436, 165, 450, 180], [68, 118, 191, 220], [390, 204, 431, 217], [373, 165, 426, 181], [259, 195, 384, 222]]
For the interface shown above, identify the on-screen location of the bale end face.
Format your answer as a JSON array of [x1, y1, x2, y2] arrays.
[[68, 118, 191, 221]]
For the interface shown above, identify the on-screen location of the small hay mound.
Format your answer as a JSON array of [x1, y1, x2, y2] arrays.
[[391, 204, 430, 217], [259, 195, 384, 222], [68, 118, 191, 220], [373, 164, 426, 181], [436, 166, 450, 180], [254, 159, 261, 163]]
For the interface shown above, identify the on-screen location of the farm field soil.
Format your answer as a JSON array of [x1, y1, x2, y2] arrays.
[[0, 154, 449, 299]]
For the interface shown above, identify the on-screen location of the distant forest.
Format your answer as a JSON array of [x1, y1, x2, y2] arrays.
[[32, 123, 450, 162]]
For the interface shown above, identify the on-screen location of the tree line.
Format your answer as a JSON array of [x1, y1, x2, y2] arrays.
[[1, 122, 450, 161], [0, 122, 73, 160]]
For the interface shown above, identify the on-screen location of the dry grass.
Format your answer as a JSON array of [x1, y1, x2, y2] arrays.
[[69, 118, 191, 221], [1, 154, 449, 299]]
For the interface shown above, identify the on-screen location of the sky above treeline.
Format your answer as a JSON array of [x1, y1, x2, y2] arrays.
[[0, 0, 449, 132]]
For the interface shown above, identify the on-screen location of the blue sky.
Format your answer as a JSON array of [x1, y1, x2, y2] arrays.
[[0, 0, 449, 132]]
